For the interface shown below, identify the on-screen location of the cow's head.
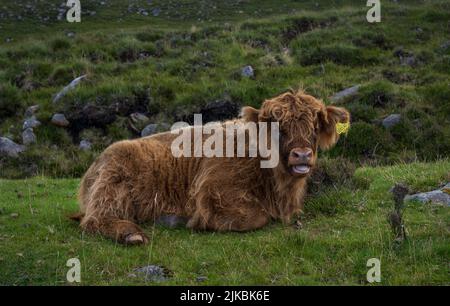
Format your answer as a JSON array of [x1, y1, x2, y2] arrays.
[[241, 90, 350, 177]]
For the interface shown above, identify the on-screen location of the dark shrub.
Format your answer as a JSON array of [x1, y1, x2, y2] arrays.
[[50, 38, 71, 52], [0, 83, 23, 118], [308, 157, 356, 196], [346, 103, 377, 123], [299, 44, 369, 66], [136, 31, 163, 42], [330, 122, 394, 160], [356, 81, 398, 108], [420, 82, 450, 115]]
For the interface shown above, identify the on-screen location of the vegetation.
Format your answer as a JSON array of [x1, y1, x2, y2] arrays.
[[0, 0, 449, 177], [0, 160, 448, 285], [0, 0, 448, 286]]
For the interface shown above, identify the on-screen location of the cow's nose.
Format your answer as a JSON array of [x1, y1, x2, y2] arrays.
[[289, 148, 313, 163]]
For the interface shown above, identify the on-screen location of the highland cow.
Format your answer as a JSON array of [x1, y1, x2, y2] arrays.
[[72, 90, 350, 245]]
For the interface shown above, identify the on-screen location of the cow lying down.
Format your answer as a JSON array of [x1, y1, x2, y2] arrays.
[[71, 90, 350, 245]]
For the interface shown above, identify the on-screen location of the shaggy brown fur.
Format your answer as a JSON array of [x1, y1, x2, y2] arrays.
[[74, 90, 350, 245]]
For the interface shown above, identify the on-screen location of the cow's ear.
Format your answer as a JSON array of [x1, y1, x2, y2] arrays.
[[318, 106, 350, 150], [240, 106, 260, 122]]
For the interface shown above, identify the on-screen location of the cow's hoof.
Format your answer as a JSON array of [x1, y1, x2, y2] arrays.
[[125, 233, 149, 245]]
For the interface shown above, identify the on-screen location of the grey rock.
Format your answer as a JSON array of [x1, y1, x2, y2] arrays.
[[22, 128, 36, 145], [133, 265, 172, 282], [152, 8, 161, 17], [405, 187, 450, 206], [241, 65, 254, 78], [53, 75, 87, 103], [158, 122, 171, 132], [155, 215, 188, 228], [129, 112, 150, 133], [141, 123, 158, 137], [400, 55, 416, 67], [0, 137, 25, 157], [382, 114, 401, 128], [25, 105, 39, 118], [196, 276, 208, 283], [79, 139, 92, 151], [23, 116, 41, 130], [440, 41, 450, 51], [330, 85, 360, 103], [51, 113, 70, 127]]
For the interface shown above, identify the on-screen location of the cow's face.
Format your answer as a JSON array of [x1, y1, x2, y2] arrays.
[[242, 91, 350, 177]]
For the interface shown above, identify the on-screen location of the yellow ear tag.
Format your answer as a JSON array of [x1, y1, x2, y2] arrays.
[[336, 122, 350, 135]]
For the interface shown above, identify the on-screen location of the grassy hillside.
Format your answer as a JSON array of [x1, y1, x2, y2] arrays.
[[0, 160, 448, 285], [0, 0, 449, 178], [0, 0, 449, 286]]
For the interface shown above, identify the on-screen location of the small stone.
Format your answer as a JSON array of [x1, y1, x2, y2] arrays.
[[22, 128, 36, 145], [382, 114, 401, 129], [196, 276, 208, 283], [79, 140, 92, 151], [10, 213, 19, 219], [241, 65, 254, 78], [440, 41, 450, 51], [152, 8, 161, 17], [141, 124, 158, 137], [133, 265, 172, 282], [51, 113, 70, 127], [400, 55, 416, 67], [25, 105, 39, 118]]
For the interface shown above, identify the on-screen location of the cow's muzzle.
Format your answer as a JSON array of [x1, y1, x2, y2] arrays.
[[288, 147, 313, 176]]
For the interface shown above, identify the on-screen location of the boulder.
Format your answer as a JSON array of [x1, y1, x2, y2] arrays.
[[51, 113, 70, 127], [129, 112, 150, 133], [53, 75, 87, 103], [382, 114, 401, 128], [141, 124, 158, 137], [0, 137, 25, 157], [405, 185, 450, 206], [22, 128, 36, 145], [23, 116, 41, 130], [330, 85, 360, 103]]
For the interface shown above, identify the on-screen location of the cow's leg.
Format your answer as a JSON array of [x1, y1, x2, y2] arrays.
[[187, 201, 270, 232], [81, 216, 149, 245], [79, 173, 150, 245]]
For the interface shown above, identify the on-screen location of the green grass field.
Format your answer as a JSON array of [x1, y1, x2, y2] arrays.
[[0, 160, 448, 285], [0, 0, 449, 286]]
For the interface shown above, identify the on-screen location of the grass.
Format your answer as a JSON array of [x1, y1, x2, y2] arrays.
[[0, 0, 449, 286], [1, 0, 450, 178], [0, 160, 448, 285]]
